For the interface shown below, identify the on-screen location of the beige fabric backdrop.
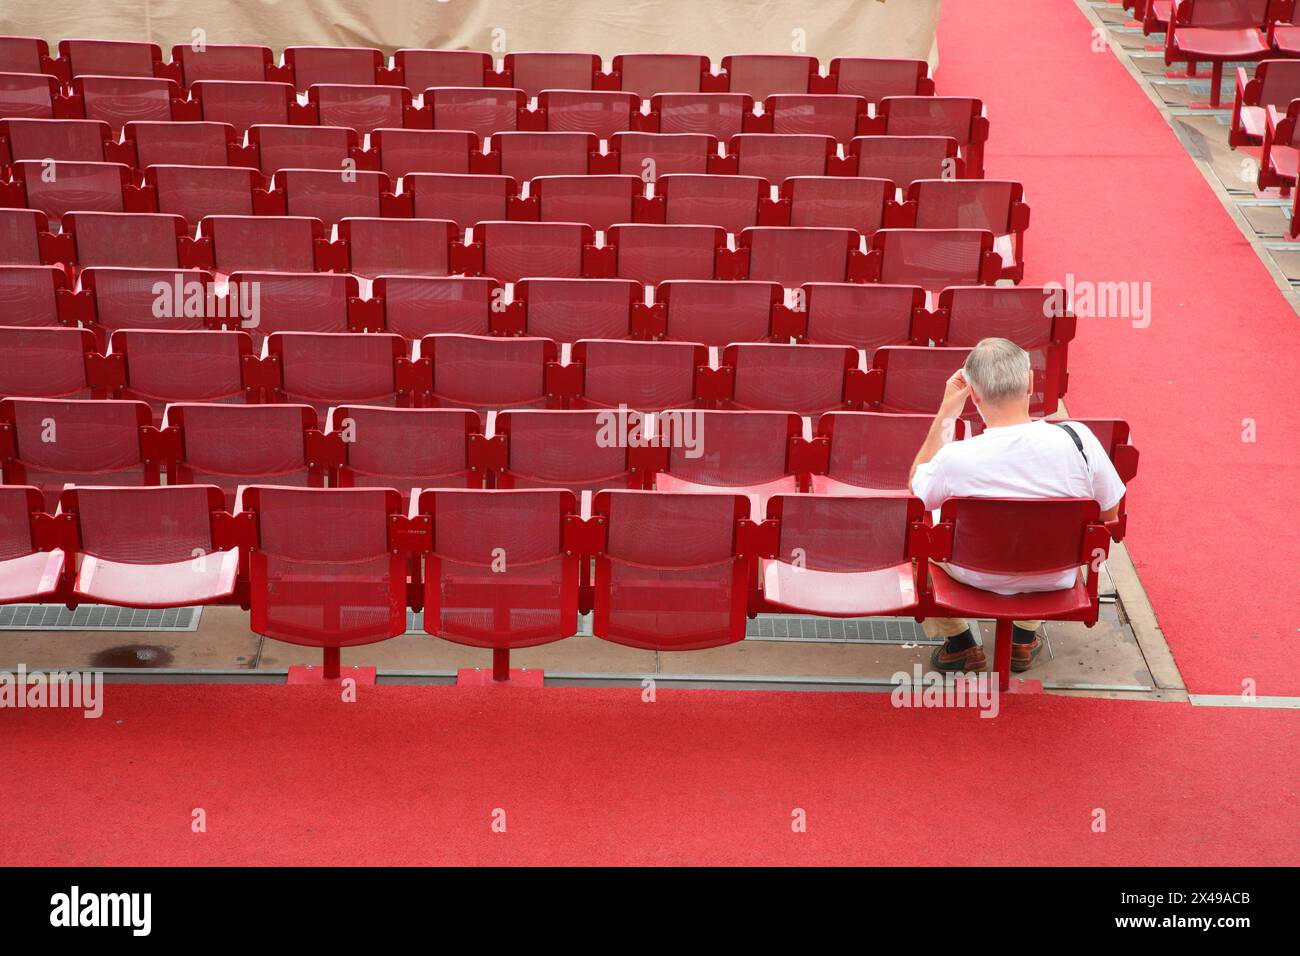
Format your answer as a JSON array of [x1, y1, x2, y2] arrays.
[[1, 0, 940, 68]]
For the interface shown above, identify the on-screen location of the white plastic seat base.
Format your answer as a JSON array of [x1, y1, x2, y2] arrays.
[[74, 549, 240, 608]]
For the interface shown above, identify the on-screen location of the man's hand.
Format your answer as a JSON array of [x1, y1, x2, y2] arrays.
[[940, 369, 971, 411]]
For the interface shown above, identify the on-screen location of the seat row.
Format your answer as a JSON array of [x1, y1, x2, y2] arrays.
[[0, 39, 933, 101]]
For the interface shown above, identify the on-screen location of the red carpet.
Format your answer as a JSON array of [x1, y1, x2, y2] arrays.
[[938, 1, 1300, 695], [0, 684, 1295, 866]]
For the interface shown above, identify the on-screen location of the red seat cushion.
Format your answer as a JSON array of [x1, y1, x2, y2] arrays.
[[928, 564, 1093, 620]]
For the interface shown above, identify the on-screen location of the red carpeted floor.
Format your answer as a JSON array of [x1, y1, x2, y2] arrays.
[[938, 1, 1300, 695], [0, 684, 1295, 866]]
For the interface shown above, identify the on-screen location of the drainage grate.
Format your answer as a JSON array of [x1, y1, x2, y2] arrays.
[[0, 604, 201, 632], [747, 615, 936, 644]]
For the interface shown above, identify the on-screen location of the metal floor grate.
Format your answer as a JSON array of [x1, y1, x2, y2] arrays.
[[0, 604, 201, 632], [748, 615, 936, 644]]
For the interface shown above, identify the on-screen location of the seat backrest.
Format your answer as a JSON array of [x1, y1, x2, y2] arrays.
[[728, 132, 835, 180], [475, 220, 592, 282], [494, 131, 598, 181], [226, 271, 355, 338], [851, 134, 960, 188], [331, 405, 481, 492], [610, 131, 717, 177], [513, 277, 640, 342], [172, 43, 272, 85], [127, 120, 237, 168], [62, 483, 223, 565], [0, 326, 94, 399], [829, 57, 932, 103], [1, 118, 112, 163], [909, 179, 1023, 233], [0, 72, 59, 120], [612, 53, 711, 98], [801, 281, 923, 354], [1176, 0, 1270, 27], [872, 228, 997, 292], [394, 49, 490, 91], [530, 174, 642, 231], [571, 338, 706, 410], [606, 223, 725, 284], [494, 409, 639, 491], [13, 160, 130, 223], [75, 75, 177, 130], [248, 123, 357, 175], [1253, 59, 1300, 108], [200, 215, 324, 273], [427, 86, 525, 139], [64, 211, 186, 269], [404, 172, 515, 230], [423, 333, 556, 412], [166, 402, 319, 502], [768, 492, 922, 571], [659, 173, 768, 233], [764, 93, 869, 141], [0, 208, 46, 265], [268, 331, 405, 415], [191, 80, 295, 132], [0, 484, 42, 564], [872, 345, 974, 416], [112, 328, 251, 413], [539, 89, 639, 139], [722, 54, 819, 99], [504, 51, 601, 96], [339, 217, 457, 279], [938, 497, 1104, 577], [657, 279, 780, 345], [277, 167, 392, 224], [311, 82, 409, 133], [147, 163, 260, 221], [740, 225, 861, 286], [81, 266, 215, 333], [0, 37, 49, 76], [818, 411, 951, 490], [371, 127, 476, 177], [783, 175, 895, 234], [663, 409, 801, 488], [0, 264, 65, 327], [724, 342, 857, 415], [653, 92, 753, 139], [60, 38, 160, 78], [372, 275, 499, 339], [283, 46, 383, 91]]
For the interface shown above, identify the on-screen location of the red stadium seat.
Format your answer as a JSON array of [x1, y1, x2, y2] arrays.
[[272, 168, 395, 224], [761, 94, 869, 141], [372, 275, 499, 338], [1229, 59, 1300, 146], [58, 484, 239, 607], [592, 488, 749, 651], [737, 226, 868, 285], [171, 43, 274, 85], [721, 54, 820, 99], [0, 72, 60, 121], [528, 174, 642, 230], [568, 338, 707, 410], [0, 36, 56, 78], [109, 329, 254, 417], [0, 264, 67, 327], [195, 215, 327, 274], [77, 266, 217, 335], [57, 39, 172, 80], [611, 53, 714, 97], [862, 97, 988, 177], [905, 179, 1030, 281], [7, 160, 136, 224], [124, 120, 243, 169], [1164, 0, 1270, 108], [426, 87, 526, 139], [721, 342, 860, 415], [725, 133, 838, 180], [224, 271, 356, 340], [0, 208, 46, 265], [0, 118, 118, 165], [60, 211, 189, 268], [655, 173, 771, 233], [761, 493, 925, 617], [866, 228, 1001, 292], [609, 131, 717, 177], [503, 52, 603, 96], [329, 405, 483, 492], [246, 124, 358, 175], [308, 83, 411, 133], [923, 497, 1111, 690], [1259, 99, 1300, 191], [1057, 418, 1139, 540], [371, 127, 477, 177], [281, 46, 384, 91], [493, 131, 604, 181], [602, 223, 726, 283], [536, 89, 639, 138], [0, 397, 155, 508], [71, 75, 189, 132], [144, 164, 261, 221], [0, 326, 98, 400], [653, 409, 802, 507], [509, 278, 640, 341], [648, 92, 755, 139], [850, 134, 962, 187], [422, 333, 557, 412], [0, 485, 64, 604], [655, 279, 783, 344], [394, 50, 492, 91], [862, 345, 978, 418], [468, 221, 594, 281], [797, 282, 926, 354], [1270, 1, 1300, 55], [189, 80, 297, 133], [781, 176, 900, 235], [337, 217, 459, 278], [812, 411, 956, 493], [826, 57, 934, 103], [493, 408, 644, 491], [267, 331, 410, 416], [402, 173, 516, 230]]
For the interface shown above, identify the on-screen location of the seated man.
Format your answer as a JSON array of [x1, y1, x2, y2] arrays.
[[909, 337, 1125, 673]]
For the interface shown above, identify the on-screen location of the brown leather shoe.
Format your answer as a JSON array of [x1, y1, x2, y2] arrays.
[[930, 643, 987, 673], [1011, 636, 1042, 672]]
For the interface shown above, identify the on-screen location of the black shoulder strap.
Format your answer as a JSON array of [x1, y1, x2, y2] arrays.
[[1051, 421, 1088, 465]]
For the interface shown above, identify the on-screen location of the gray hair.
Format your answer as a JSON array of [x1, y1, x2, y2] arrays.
[[962, 337, 1031, 403]]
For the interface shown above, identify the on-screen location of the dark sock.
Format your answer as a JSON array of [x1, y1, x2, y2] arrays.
[[1013, 625, 1038, 645], [943, 628, 978, 653]]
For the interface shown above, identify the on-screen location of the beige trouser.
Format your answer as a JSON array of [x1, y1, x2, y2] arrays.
[[921, 563, 1041, 640]]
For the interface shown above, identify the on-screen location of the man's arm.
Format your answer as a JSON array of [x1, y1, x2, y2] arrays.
[[909, 369, 971, 488]]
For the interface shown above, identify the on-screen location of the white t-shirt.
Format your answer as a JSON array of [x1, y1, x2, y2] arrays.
[[911, 420, 1126, 595]]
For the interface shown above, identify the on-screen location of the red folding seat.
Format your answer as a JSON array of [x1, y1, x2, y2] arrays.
[[57, 39, 173, 80], [493, 131, 603, 181], [145, 164, 261, 221], [372, 276, 499, 339], [469, 221, 594, 282], [721, 54, 821, 100], [510, 278, 639, 341], [1229, 59, 1300, 145], [0, 208, 45, 265], [0, 264, 66, 327], [124, 120, 242, 169], [826, 57, 934, 103], [737, 226, 867, 285], [722, 342, 859, 415], [0, 397, 154, 508], [653, 410, 802, 505], [0, 484, 63, 603], [568, 339, 707, 410], [226, 271, 355, 339], [493, 409, 644, 491], [426, 87, 526, 139], [71, 75, 189, 132], [528, 174, 641, 230], [1142, 0, 1174, 34], [330, 405, 483, 491], [863, 97, 988, 177], [924, 497, 1111, 689], [372, 128, 476, 177], [164, 402, 322, 503], [782, 176, 899, 235], [77, 267, 216, 338], [281, 47, 384, 92], [867, 228, 1001, 292], [196, 215, 326, 274], [0, 36, 54, 78], [603, 223, 726, 284], [109, 329, 253, 417], [936, 285, 1075, 416], [61, 211, 189, 268], [537, 90, 639, 138], [242, 485, 409, 664], [394, 50, 492, 91], [309, 83, 411, 134], [7, 160, 135, 224], [189, 80, 297, 133], [420, 487, 580, 657], [656, 173, 770, 233], [402, 173, 515, 231], [1260, 98, 1300, 191], [0, 73, 60, 120], [58, 484, 240, 607], [609, 131, 717, 177], [655, 279, 782, 345], [906, 179, 1030, 281], [171, 43, 273, 85], [422, 333, 556, 412], [796, 282, 923, 355], [273, 168, 394, 224], [0, 119, 117, 165], [266, 331, 409, 417], [762, 94, 869, 141], [850, 134, 963, 187], [813, 411, 954, 493], [503, 52, 602, 97], [611, 54, 714, 97], [1165, 0, 1270, 108], [338, 217, 459, 279], [592, 488, 749, 651], [246, 124, 358, 175], [1270, 2, 1300, 55], [1057, 419, 1139, 540], [726, 133, 838, 181], [762, 492, 924, 617], [866, 345, 976, 417], [0, 326, 97, 399], [649, 93, 754, 139]]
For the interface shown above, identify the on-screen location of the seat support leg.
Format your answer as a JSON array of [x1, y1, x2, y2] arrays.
[[323, 646, 341, 680], [993, 619, 1012, 693], [493, 647, 510, 682], [1210, 62, 1223, 109]]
